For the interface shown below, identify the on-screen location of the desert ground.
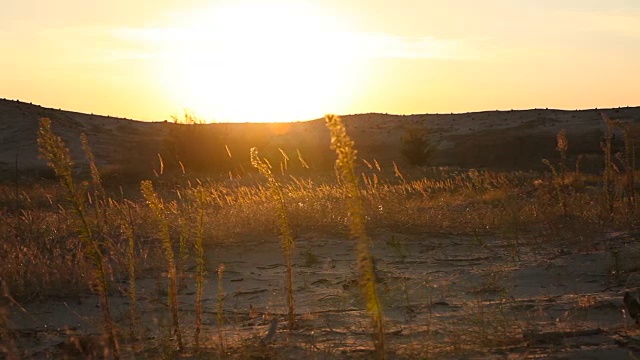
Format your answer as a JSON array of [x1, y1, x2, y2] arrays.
[[1, 99, 640, 359], [8, 230, 640, 359]]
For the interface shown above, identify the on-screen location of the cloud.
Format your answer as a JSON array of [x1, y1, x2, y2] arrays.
[[111, 26, 190, 43], [579, 11, 640, 37], [543, 8, 640, 38], [113, 25, 485, 62], [36, 26, 160, 64], [343, 32, 485, 60]]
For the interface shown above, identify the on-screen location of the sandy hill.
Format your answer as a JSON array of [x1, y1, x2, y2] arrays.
[[1, 98, 639, 182]]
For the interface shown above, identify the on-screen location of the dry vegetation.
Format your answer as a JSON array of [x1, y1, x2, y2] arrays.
[[0, 110, 640, 359]]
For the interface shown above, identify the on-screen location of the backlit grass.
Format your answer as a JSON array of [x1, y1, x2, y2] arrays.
[[0, 115, 638, 358]]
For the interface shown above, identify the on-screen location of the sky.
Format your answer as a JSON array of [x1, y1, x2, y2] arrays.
[[1, 0, 639, 123]]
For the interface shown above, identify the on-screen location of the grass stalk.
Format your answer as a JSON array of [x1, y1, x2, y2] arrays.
[[37, 118, 120, 359], [251, 147, 296, 329], [80, 133, 108, 233], [175, 193, 189, 292], [325, 114, 386, 359], [121, 201, 138, 342], [217, 263, 226, 351], [140, 180, 183, 351], [556, 129, 568, 216], [601, 113, 615, 217], [194, 185, 206, 350], [620, 124, 636, 211]]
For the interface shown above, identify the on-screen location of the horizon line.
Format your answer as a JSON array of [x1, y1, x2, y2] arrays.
[[1, 97, 639, 124]]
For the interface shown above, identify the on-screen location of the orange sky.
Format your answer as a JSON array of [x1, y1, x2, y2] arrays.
[[1, 0, 639, 122]]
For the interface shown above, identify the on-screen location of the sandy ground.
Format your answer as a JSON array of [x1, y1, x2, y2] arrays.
[[6, 230, 640, 359]]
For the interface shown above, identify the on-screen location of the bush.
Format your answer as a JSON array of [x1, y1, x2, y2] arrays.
[[401, 127, 436, 166], [162, 113, 231, 174]]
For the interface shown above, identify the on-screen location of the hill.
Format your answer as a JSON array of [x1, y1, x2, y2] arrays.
[[1, 98, 639, 182]]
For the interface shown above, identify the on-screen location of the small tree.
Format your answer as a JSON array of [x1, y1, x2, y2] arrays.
[[401, 127, 435, 166]]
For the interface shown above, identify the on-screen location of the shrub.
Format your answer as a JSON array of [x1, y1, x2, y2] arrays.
[[401, 127, 436, 166], [162, 112, 231, 174]]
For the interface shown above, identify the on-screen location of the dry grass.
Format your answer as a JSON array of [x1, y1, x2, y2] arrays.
[[1, 164, 638, 299], [0, 116, 639, 358]]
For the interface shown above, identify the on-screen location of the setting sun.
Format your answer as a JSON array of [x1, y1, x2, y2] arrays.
[[156, 1, 365, 123], [0, 1, 638, 122]]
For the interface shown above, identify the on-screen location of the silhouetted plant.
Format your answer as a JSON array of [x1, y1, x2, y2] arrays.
[[163, 112, 231, 174], [400, 127, 435, 166]]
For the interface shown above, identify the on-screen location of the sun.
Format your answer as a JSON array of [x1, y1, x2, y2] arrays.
[[158, 1, 364, 123]]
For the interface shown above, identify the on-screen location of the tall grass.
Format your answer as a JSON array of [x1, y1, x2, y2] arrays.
[[174, 192, 190, 292], [622, 126, 635, 209], [140, 180, 183, 351], [542, 129, 569, 216], [251, 147, 296, 329], [193, 184, 207, 350], [600, 113, 639, 218], [617, 120, 637, 211], [3, 114, 639, 358], [601, 113, 615, 216], [80, 133, 109, 233], [120, 200, 138, 341], [325, 114, 386, 358], [37, 118, 120, 359]]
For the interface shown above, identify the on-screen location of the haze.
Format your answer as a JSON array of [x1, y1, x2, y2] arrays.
[[1, 0, 639, 123]]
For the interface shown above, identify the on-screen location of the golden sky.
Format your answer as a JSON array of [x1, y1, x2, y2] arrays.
[[1, 0, 639, 122]]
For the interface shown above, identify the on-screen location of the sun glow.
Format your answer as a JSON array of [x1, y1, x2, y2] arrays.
[[158, 1, 364, 123]]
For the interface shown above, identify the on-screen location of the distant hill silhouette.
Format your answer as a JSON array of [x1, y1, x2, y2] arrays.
[[1, 98, 639, 183]]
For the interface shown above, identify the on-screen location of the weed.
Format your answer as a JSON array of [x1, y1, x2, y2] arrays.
[[542, 129, 569, 216], [120, 200, 138, 342], [37, 118, 120, 359], [601, 113, 615, 216], [217, 263, 226, 351], [140, 180, 183, 351], [325, 114, 386, 358], [251, 147, 296, 329], [80, 133, 108, 232], [193, 184, 207, 350]]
